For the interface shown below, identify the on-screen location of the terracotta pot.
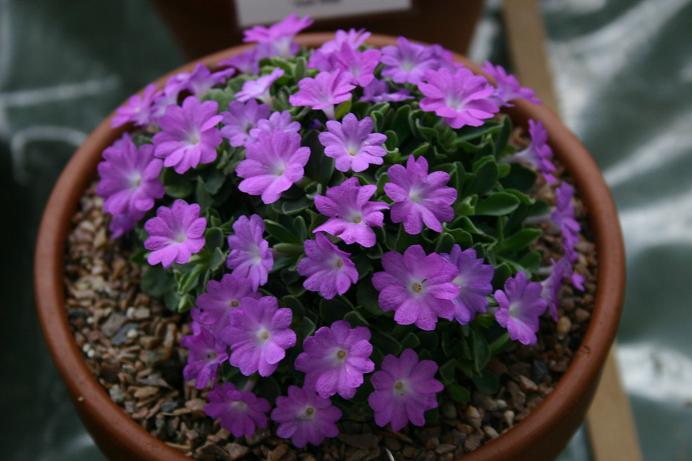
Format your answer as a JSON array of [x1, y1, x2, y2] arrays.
[[34, 33, 625, 461], [150, 0, 484, 59]]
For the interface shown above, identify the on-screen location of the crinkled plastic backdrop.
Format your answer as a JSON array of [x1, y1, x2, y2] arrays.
[[1, 0, 690, 459]]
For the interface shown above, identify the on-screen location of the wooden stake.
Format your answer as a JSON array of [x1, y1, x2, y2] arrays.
[[500, 1, 643, 460]]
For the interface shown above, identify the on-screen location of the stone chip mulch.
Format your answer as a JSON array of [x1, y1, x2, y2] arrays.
[[64, 177, 596, 461]]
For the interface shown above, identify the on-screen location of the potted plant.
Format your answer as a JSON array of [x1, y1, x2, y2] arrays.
[[35, 16, 624, 461]]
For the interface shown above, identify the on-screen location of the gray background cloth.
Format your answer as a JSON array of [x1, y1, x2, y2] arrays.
[[1, 0, 690, 459]]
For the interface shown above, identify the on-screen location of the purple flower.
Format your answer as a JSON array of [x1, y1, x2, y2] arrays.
[[552, 182, 581, 262], [419, 66, 499, 129], [442, 245, 494, 324], [153, 96, 222, 174], [243, 14, 313, 57], [318, 113, 387, 172], [194, 274, 260, 336], [175, 63, 235, 97], [368, 349, 443, 431], [205, 383, 271, 438], [181, 327, 228, 389], [220, 100, 271, 147], [295, 321, 374, 399], [384, 156, 457, 235], [309, 28, 371, 70], [332, 43, 381, 87], [541, 258, 569, 321], [482, 62, 541, 106], [151, 77, 185, 121], [144, 200, 207, 268], [96, 134, 164, 237], [218, 48, 261, 75], [226, 214, 274, 290], [381, 37, 436, 85], [289, 70, 355, 119], [494, 272, 548, 345], [372, 245, 459, 331], [249, 110, 301, 140], [296, 234, 359, 299], [361, 79, 411, 103], [512, 119, 556, 184], [313, 178, 388, 247], [236, 68, 285, 104], [271, 386, 342, 448], [112, 83, 157, 128], [223, 296, 296, 377], [236, 131, 310, 204]]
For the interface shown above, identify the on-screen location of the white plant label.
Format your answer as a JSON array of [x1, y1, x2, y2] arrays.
[[234, 0, 412, 27]]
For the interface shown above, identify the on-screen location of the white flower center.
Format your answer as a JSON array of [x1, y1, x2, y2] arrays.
[[231, 401, 248, 412], [409, 279, 426, 295], [299, 405, 316, 421], [346, 142, 360, 157], [174, 231, 187, 243], [129, 172, 142, 189], [331, 255, 345, 270], [445, 96, 464, 111], [187, 129, 201, 145], [408, 187, 423, 204], [228, 298, 240, 308], [272, 161, 286, 176], [393, 379, 409, 396], [257, 327, 271, 343]]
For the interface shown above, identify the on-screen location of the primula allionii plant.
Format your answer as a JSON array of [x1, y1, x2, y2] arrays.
[[98, 17, 585, 448]]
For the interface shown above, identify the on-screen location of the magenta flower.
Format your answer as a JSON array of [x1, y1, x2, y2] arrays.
[[332, 43, 381, 87], [223, 296, 296, 377], [236, 131, 310, 204], [296, 234, 359, 299], [361, 79, 412, 103], [153, 96, 222, 174], [552, 182, 580, 262], [181, 326, 228, 389], [96, 134, 164, 238], [226, 214, 274, 290], [194, 274, 260, 336], [309, 28, 371, 70], [151, 77, 185, 121], [381, 37, 437, 85], [494, 272, 548, 345], [112, 83, 157, 128], [368, 349, 443, 431], [218, 48, 260, 75], [372, 245, 459, 331], [144, 200, 207, 268], [249, 110, 300, 140], [243, 14, 313, 57], [482, 62, 540, 106], [271, 386, 342, 448], [419, 66, 499, 129], [313, 178, 388, 247], [442, 245, 494, 324], [220, 99, 271, 147], [295, 321, 375, 399], [175, 63, 235, 97], [541, 258, 569, 321], [512, 119, 556, 184], [289, 70, 355, 119], [384, 156, 457, 235], [318, 113, 387, 173], [236, 68, 285, 104], [205, 383, 271, 438]]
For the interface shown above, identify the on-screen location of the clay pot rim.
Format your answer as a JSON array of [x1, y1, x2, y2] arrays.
[[34, 33, 624, 461]]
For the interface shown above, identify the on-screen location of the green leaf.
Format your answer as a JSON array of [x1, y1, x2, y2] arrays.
[[447, 383, 471, 403], [471, 328, 492, 373], [475, 192, 520, 216], [204, 227, 225, 250], [344, 310, 369, 327], [371, 331, 402, 356], [162, 169, 194, 198], [434, 232, 456, 253], [273, 243, 304, 256], [209, 247, 226, 271], [401, 332, 421, 349], [140, 266, 175, 298], [356, 281, 382, 316], [201, 169, 226, 194], [496, 228, 541, 254], [439, 359, 458, 384], [296, 316, 316, 341], [467, 157, 499, 195], [472, 369, 500, 394], [335, 99, 352, 120], [319, 298, 353, 324], [265, 220, 299, 244]]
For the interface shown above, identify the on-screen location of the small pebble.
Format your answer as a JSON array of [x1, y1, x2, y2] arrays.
[[557, 316, 572, 337]]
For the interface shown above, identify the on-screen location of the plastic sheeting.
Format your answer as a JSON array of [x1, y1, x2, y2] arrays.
[[1, 0, 690, 459]]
